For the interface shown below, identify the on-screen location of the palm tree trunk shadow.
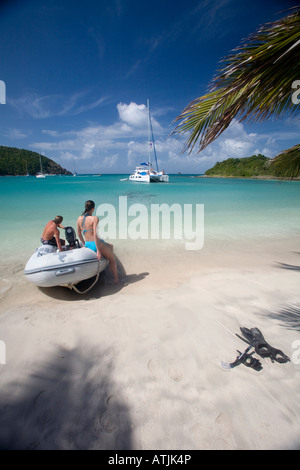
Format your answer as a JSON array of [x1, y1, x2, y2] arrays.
[[0, 345, 133, 450]]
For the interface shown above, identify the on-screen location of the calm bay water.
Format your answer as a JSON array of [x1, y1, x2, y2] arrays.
[[1, 174, 300, 258]]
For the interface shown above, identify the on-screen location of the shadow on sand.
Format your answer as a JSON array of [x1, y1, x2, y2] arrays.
[[268, 257, 300, 331], [0, 345, 133, 450], [39, 255, 149, 301], [275, 262, 300, 272], [263, 304, 300, 332]]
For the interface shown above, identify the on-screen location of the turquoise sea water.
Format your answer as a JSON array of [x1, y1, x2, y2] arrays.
[[1, 174, 300, 258]]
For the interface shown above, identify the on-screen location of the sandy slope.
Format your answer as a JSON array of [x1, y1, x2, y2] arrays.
[[0, 237, 299, 450]]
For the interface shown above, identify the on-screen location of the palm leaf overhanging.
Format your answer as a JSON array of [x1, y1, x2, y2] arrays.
[[173, 7, 300, 157], [270, 143, 300, 178]]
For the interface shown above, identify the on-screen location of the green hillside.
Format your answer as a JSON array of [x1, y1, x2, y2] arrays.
[[204, 154, 283, 178], [0, 146, 72, 176]]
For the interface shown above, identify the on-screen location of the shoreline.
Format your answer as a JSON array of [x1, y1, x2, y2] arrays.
[[1, 234, 300, 449], [197, 174, 300, 181], [3, 173, 300, 180]]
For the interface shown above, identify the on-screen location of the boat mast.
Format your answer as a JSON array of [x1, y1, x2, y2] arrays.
[[148, 99, 159, 172], [147, 99, 151, 169]]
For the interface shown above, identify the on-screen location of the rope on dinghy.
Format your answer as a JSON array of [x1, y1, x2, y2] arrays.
[[68, 259, 105, 294]]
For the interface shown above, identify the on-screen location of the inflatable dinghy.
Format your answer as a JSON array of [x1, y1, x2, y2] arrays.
[[24, 227, 109, 291]]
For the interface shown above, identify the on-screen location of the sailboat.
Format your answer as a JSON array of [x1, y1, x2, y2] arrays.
[[73, 157, 78, 176], [36, 154, 46, 178], [129, 100, 169, 183], [25, 160, 30, 176]]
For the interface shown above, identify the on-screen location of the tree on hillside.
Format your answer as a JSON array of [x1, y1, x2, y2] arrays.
[[173, 7, 300, 177], [0, 146, 72, 175]]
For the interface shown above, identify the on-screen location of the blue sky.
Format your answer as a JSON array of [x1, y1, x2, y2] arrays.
[[0, 0, 299, 174]]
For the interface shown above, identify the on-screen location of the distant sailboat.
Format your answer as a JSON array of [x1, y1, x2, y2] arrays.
[[129, 99, 169, 183], [36, 154, 46, 178], [73, 157, 78, 176], [25, 160, 30, 176]]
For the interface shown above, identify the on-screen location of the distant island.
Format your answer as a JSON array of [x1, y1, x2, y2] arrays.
[[0, 146, 72, 176], [203, 154, 292, 179]]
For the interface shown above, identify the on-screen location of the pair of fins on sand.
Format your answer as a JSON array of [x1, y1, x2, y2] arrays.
[[222, 327, 290, 371]]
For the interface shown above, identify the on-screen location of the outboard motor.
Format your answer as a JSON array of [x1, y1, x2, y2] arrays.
[[65, 226, 80, 249]]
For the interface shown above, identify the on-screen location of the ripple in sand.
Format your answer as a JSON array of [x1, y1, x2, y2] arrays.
[[168, 365, 183, 382], [147, 358, 164, 377], [0, 279, 12, 297], [38, 409, 53, 425], [100, 409, 117, 433]]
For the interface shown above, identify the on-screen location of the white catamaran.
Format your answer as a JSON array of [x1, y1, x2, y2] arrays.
[[129, 100, 169, 183]]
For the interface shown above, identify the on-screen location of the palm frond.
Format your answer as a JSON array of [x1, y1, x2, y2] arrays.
[[270, 143, 300, 178], [173, 7, 300, 153]]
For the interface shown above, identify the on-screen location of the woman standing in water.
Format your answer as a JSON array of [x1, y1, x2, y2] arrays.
[[77, 200, 119, 284]]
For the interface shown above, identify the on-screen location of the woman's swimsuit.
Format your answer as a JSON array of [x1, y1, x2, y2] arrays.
[[81, 214, 97, 252], [82, 213, 93, 236], [82, 213, 106, 253], [84, 240, 97, 252]]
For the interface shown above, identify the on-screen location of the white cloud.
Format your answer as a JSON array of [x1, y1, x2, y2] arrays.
[[222, 138, 253, 156], [10, 93, 55, 119], [117, 102, 162, 133], [117, 102, 147, 127], [42, 129, 60, 137], [10, 91, 108, 119], [5, 128, 27, 139], [103, 154, 119, 168], [29, 103, 294, 174], [60, 151, 78, 161], [164, 119, 276, 173], [32, 101, 162, 159]]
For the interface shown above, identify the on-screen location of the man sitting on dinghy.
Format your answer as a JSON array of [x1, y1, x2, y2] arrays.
[[41, 215, 66, 251], [77, 200, 119, 284]]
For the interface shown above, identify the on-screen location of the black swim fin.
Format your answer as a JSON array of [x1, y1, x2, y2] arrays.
[[221, 346, 263, 371], [238, 349, 263, 371], [236, 327, 290, 364]]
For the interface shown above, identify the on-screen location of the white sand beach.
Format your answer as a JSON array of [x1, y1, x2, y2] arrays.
[[0, 236, 300, 450]]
